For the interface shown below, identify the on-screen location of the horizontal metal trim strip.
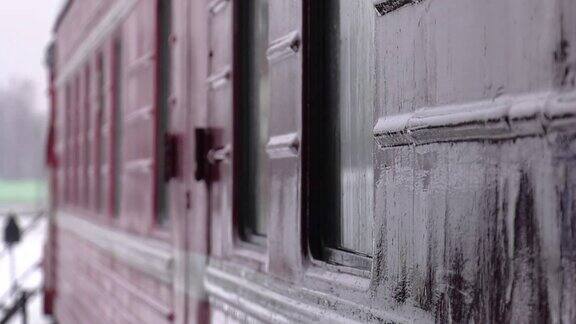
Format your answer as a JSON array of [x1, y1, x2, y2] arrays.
[[123, 158, 153, 174], [55, 252, 145, 323], [56, 212, 173, 283], [127, 52, 155, 75], [373, 91, 576, 147], [125, 105, 154, 125], [265, 132, 300, 159], [205, 265, 318, 323], [56, 0, 138, 86], [266, 31, 301, 64], [545, 91, 576, 130], [204, 261, 411, 323], [207, 66, 232, 90], [207, 0, 229, 15], [207, 292, 292, 324], [91, 260, 173, 319]]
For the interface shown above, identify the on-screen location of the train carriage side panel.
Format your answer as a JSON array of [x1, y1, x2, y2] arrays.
[[48, 1, 182, 323], [201, 0, 576, 323]]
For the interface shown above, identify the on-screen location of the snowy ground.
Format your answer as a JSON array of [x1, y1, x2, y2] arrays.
[[0, 204, 52, 324]]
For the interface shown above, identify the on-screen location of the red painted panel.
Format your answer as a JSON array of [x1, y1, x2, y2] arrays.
[[48, 1, 183, 323], [64, 83, 72, 205], [95, 53, 106, 214], [53, 228, 173, 324], [73, 75, 81, 206], [120, 0, 157, 234], [82, 65, 91, 208]]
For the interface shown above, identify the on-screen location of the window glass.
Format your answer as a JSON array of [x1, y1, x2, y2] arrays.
[[325, 0, 375, 256], [309, 0, 375, 268], [236, 0, 269, 244]]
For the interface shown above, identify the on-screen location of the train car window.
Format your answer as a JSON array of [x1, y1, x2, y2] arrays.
[[112, 37, 123, 218], [235, 0, 269, 245], [155, 0, 172, 225], [308, 0, 375, 270], [96, 53, 106, 212]]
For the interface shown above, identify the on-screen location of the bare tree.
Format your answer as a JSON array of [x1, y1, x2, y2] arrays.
[[0, 78, 47, 180]]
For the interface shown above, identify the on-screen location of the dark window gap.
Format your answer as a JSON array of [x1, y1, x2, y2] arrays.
[[234, 0, 269, 245], [155, 0, 172, 226]]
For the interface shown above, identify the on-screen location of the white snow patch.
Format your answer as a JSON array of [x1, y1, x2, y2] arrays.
[[0, 207, 52, 324]]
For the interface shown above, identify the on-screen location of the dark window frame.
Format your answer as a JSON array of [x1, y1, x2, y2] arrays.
[[153, 0, 172, 226], [95, 52, 106, 213], [111, 34, 123, 219]]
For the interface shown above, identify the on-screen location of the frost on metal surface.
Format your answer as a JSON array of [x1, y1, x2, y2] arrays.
[[47, 0, 576, 322], [374, 135, 576, 322]]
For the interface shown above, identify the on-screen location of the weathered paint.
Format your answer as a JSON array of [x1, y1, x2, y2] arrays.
[[203, 0, 576, 322], [45, 0, 576, 323], [46, 1, 192, 323]]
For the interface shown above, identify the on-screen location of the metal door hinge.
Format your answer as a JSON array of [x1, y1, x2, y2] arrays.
[[207, 145, 231, 164]]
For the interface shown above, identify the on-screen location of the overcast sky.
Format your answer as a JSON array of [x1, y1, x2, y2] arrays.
[[0, 0, 65, 113]]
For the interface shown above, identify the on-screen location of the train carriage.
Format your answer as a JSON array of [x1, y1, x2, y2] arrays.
[[44, 0, 576, 323]]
